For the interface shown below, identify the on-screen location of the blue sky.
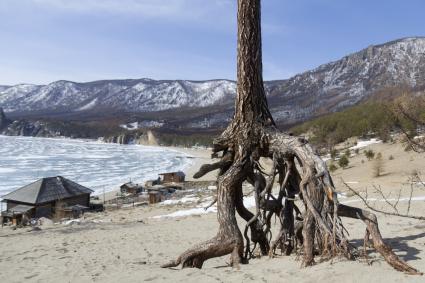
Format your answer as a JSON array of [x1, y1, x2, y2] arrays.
[[0, 0, 424, 85]]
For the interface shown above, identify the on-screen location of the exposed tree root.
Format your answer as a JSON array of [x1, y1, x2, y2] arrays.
[[235, 182, 269, 258], [160, 234, 244, 269], [162, 129, 421, 274], [338, 204, 422, 275], [162, 162, 245, 268]]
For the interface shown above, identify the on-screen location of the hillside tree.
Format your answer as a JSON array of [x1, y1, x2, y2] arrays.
[[338, 155, 349, 169], [392, 94, 425, 152]]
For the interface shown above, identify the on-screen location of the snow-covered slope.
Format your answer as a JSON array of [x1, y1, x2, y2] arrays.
[[99, 79, 236, 112], [266, 37, 425, 123], [0, 79, 236, 113], [0, 85, 10, 92], [1, 37, 425, 126]]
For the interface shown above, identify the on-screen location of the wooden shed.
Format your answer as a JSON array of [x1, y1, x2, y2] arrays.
[[62, 204, 89, 219], [1, 176, 93, 225], [120, 182, 144, 195], [159, 171, 185, 183], [148, 191, 162, 204]]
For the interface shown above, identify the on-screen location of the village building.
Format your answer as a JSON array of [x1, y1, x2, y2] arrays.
[[148, 191, 162, 204], [1, 176, 93, 225], [159, 171, 185, 183], [145, 184, 179, 204], [120, 182, 144, 195]]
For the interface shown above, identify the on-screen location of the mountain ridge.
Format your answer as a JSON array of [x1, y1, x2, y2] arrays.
[[1, 37, 425, 128]]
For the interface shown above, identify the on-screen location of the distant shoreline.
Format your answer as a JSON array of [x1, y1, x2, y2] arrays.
[[0, 135, 201, 200]]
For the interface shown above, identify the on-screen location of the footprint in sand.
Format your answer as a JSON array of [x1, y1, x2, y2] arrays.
[[56, 248, 69, 254], [24, 273, 39, 280]]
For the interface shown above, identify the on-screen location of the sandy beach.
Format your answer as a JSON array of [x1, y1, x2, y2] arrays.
[[0, 141, 424, 282]]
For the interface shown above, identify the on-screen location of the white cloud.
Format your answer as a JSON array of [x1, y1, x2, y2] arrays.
[[30, 0, 233, 21]]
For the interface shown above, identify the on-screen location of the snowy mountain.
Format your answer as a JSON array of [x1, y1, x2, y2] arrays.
[[266, 37, 425, 123], [1, 37, 425, 127], [0, 79, 236, 114]]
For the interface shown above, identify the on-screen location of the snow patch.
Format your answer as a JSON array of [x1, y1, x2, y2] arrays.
[[161, 196, 198, 205], [120, 122, 140, 130], [349, 138, 382, 150], [77, 98, 98, 111], [153, 206, 217, 218], [120, 120, 164, 130], [153, 195, 256, 219]]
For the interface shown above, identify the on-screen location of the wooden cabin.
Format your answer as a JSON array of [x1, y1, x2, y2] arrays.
[[1, 176, 93, 225], [120, 182, 144, 195], [159, 171, 185, 183]]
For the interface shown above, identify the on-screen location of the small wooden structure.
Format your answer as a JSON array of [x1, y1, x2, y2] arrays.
[[159, 171, 185, 183], [120, 182, 144, 195], [63, 204, 89, 219], [1, 204, 33, 226], [1, 176, 93, 225], [148, 191, 161, 204], [145, 184, 179, 205]]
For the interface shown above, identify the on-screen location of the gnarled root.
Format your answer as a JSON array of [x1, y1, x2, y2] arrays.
[[266, 129, 421, 273], [193, 150, 234, 179], [163, 128, 422, 275], [338, 204, 422, 275], [162, 160, 245, 269], [161, 236, 242, 269], [268, 131, 352, 262], [269, 198, 296, 257], [235, 184, 269, 258]]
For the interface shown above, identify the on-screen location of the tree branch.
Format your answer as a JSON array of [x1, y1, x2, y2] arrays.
[[342, 181, 425, 221]]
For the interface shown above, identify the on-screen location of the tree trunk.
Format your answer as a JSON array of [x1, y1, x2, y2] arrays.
[[234, 0, 273, 126], [162, 0, 268, 268]]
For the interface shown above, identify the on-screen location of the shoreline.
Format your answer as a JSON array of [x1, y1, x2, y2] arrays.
[[92, 145, 214, 202], [0, 135, 210, 202], [100, 146, 213, 202]]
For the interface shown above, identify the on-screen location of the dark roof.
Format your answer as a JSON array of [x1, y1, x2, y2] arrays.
[[120, 182, 142, 189], [2, 176, 93, 205], [9, 204, 34, 214], [159, 171, 185, 177]]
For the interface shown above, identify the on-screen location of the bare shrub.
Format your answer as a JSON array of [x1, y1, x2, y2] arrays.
[[373, 152, 384, 177]]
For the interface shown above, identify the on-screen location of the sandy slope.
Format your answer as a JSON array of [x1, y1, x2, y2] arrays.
[[0, 141, 424, 283]]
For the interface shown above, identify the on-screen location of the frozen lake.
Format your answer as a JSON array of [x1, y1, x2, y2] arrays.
[[0, 135, 192, 196]]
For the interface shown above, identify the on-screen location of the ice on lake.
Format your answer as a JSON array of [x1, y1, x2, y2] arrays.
[[0, 135, 191, 196]]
